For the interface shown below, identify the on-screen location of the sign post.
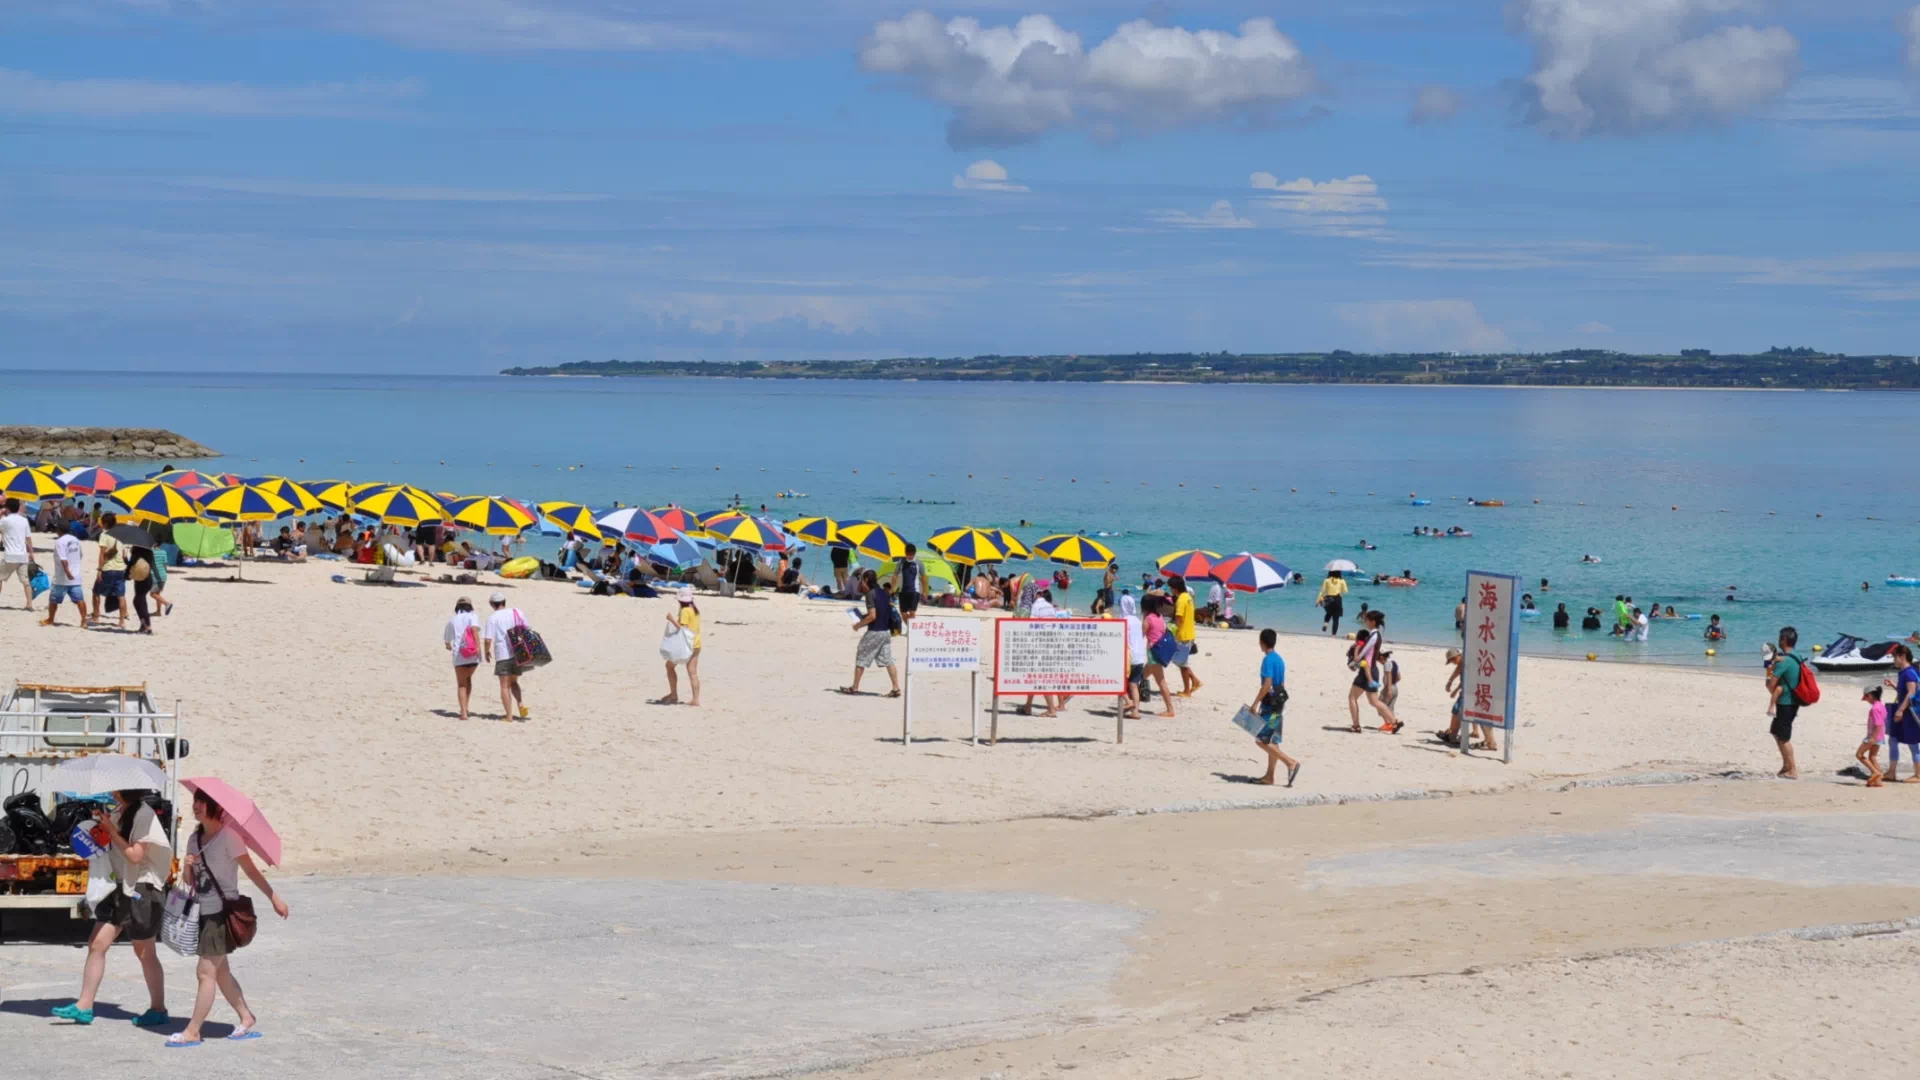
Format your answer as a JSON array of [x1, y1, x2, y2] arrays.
[[1461, 570, 1520, 764], [903, 617, 984, 746], [990, 618, 1130, 745]]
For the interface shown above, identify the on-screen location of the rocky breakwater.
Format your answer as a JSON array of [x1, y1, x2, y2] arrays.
[[0, 426, 218, 461]]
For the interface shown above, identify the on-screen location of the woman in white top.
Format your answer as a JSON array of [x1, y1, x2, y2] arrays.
[[50, 791, 173, 1027], [442, 596, 483, 721], [172, 788, 289, 1047]]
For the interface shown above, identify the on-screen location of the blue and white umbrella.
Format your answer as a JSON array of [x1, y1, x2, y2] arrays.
[[648, 536, 706, 569]]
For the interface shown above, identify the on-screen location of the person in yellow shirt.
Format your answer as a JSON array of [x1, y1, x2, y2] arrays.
[[659, 586, 702, 707], [1169, 576, 1203, 697], [1316, 571, 1348, 636]]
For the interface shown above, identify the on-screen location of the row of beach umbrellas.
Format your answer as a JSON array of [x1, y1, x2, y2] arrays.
[[0, 462, 1299, 592]]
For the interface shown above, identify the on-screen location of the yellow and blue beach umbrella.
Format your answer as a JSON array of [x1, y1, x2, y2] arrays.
[[982, 528, 1031, 560], [301, 480, 354, 510], [0, 465, 67, 502], [443, 496, 537, 536], [927, 526, 1008, 567], [352, 485, 448, 526], [536, 501, 604, 541], [1033, 534, 1117, 569], [704, 514, 789, 552], [244, 477, 323, 514], [838, 519, 908, 562], [197, 484, 298, 523], [783, 516, 839, 548], [109, 481, 203, 525]]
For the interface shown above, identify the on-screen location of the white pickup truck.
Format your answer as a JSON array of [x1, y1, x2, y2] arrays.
[[0, 683, 186, 922]]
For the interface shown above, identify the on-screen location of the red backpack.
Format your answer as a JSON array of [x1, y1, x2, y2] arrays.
[[1789, 654, 1820, 706]]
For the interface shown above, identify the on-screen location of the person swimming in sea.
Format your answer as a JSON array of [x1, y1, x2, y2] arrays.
[[1581, 554, 1601, 564], [1358, 539, 1376, 550]]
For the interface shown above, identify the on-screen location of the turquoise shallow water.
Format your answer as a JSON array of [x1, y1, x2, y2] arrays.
[[6, 372, 1917, 667]]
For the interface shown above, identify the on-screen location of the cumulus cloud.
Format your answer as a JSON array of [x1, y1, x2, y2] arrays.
[[0, 68, 421, 117], [1154, 199, 1254, 229], [952, 159, 1029, 191], [1334, 300, 1508, 352], [1409, 84, 1463, 124], [1510, 0, 1800, 137], [1250, 172, 1388, 237], [859, 11, 1317, 147], [1906, 6, 1920, 73]]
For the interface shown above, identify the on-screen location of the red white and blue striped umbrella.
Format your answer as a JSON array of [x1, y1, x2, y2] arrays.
[[596, 506, 680, 545], [59, 466, 126, 495], [1210, 552, 1292, 593]]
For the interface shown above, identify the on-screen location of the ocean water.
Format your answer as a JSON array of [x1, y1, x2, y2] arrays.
[[6, 371, 1917, 666]]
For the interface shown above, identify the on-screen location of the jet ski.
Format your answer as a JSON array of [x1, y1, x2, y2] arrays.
[[1809, 633, 1898, 673]]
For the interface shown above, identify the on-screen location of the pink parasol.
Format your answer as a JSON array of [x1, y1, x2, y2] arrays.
[[181, 777, 283, 867]]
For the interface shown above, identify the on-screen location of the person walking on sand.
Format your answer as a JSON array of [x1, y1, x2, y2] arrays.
[[91, 512, 128, 630], [1143, 594, 1177, 718], [482, 591, 531, 721], [41, 521, 89, 628], [1860, 686, 1889, 787], [660, 586, 702, 706], [1317, 570, 1347, 636], [894, 543, 922, 625], [1249, 628, 1300, 786], [841, 569, 900, 697], [51, 789, 173, 1029], [169, 788, 290, 1048], [1885, 645, 1920, 781], [0, 497, 34, 611], [1168, 575, 1203, 697], [1765, 626, 1804, 779], [1347, 609, 1403, 734], [442, 596, 482, 721]]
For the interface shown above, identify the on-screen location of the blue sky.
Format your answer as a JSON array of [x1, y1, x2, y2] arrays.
[[2, 0, 1917, 371]]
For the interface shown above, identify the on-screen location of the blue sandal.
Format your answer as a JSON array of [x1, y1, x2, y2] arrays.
[[132, 1009, 169, 1028], [51, 1003, 94, 1025], [164, 1034, 202, 1048]]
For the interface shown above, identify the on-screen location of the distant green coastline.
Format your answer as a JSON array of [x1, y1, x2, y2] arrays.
[[501, 348, 1920, 390]]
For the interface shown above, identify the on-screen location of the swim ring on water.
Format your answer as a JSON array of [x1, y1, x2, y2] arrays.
[[1473, 500, 1506, 508], [1410, 499, 1432, 506], [1386, 577, 1419, 587], [499, 556, 540, 579], [1887, 577, 1920, 587]]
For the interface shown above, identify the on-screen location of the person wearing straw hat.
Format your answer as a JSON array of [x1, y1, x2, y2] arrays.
[[50, 789, 174, 1028]]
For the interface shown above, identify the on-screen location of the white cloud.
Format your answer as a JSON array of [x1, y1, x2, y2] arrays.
[[0, 68, 421, 117], [1905, 6, 1920, 73], [952, 159, 1029, 191], [1154, 199, 1253, 229], [1334, 299, 1509, 352], [1510, 0, 1799, 137], [1575, 320, 1615, 334], [1409, 84, 1463, 124], [859, 11, 1316, 146], [1249, 172, 1388, 237]]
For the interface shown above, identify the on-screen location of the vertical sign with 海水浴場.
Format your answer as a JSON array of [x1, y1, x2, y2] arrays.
[[1462, 571, 1520, 764], [903, 617, 983, 747]]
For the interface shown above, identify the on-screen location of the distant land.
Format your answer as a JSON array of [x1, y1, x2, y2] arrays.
[[502, 347, 1920, 389]]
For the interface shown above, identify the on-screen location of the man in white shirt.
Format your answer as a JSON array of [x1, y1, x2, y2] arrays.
[[481, 591, 530, 721], [41, 521, 88, 627], [0, 497, 34, 610]]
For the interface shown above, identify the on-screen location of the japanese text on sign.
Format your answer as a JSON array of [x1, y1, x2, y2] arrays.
[[1461, 571, 1518, 732], [993, 619, 1129, 696], [908, 618, 982, 674]]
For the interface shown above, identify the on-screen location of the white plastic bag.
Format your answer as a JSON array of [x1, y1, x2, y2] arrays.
[[660, 625, 693, 663], [84, 852, 115, 907]]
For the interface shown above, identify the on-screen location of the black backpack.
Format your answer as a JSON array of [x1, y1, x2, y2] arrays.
[[4, 791, 56, 855]]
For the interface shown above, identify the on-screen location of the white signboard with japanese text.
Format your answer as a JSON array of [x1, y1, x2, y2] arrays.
[[1462, 570, 1520, 762], [907, 618, 982, 674], [993, 618, 1129, 697]]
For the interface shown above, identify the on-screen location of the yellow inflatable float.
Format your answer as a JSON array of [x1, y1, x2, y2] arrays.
[[499, 556, 540, 579]]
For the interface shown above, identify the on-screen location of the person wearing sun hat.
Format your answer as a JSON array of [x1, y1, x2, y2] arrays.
[[482, 590, 531, 721], [658, 586, 702, 706]]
